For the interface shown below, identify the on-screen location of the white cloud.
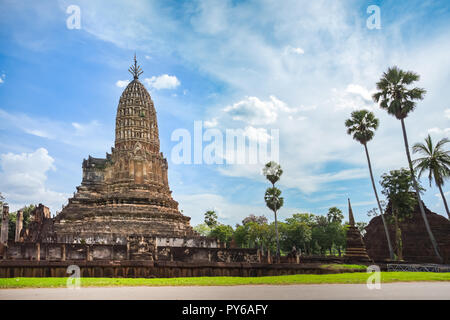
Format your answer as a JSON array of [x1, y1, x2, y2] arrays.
[[275, 168, 369, 194], [0, 73, 5, 84], [0, 109, 112, 151], [176, 192, 299, 226], [0, 148, 70, 215], [221, 95, 304, 125], [346, 84, 374, 102], [223, 96, 278, 125], [445, 109, 450, 119], [204, 118, 218, 128], [242, 126, 272, 143], [428, 127, 450, 136], [332, 84, 377, 111], [115, 80, 129, 88], [189, 0, 229, 35], [284, 46, 305, 55], [144, 74, 180, 90], [23, 129, 52, 139]]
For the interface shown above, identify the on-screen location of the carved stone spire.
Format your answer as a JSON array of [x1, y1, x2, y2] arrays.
[[348, 198, 355, 227], [114, 74, 159, 153], [344, 198, 371, 262], [128, 53, 143, 80]]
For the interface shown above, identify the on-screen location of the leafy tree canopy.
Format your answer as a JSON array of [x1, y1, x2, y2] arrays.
[[380, 168, 424, 222], [264, 187, 284, 212], [327, 207, 344, 224], [204, 210, 219, 228], [372, 66, 426, 120], [345, 109, 379, 145]]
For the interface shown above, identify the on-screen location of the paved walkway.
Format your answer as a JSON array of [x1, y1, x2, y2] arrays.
[[1, 282, 450, 300]]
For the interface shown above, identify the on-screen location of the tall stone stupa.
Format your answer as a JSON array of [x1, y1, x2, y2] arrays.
[[52, 55, 195, 243]]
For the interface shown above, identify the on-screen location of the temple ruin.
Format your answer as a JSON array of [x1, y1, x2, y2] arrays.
[[364, 199, 450, 264], [51, 56, 196, 244], [344, 199, 371, 263], [0, 56, 263, 270]]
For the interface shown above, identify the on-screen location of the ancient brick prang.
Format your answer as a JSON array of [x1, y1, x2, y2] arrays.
[[51, 56, 195, 242]]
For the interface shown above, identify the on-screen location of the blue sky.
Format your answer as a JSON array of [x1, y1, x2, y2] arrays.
[[0, 0, 449, 226]]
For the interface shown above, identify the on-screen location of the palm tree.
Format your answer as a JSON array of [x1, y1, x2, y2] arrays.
[[413, 135, 450, 219], [345, 109, 395, 260], [373, 66, 443, 263], [262, 161, 283, 263]]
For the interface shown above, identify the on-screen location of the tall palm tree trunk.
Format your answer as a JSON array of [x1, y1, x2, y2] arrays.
[[401, 119, 443, 263], [437, 184, 450, 220], [274, 209, 280, 263], [270, 182, 281, 263], [363, 143, 395, 260]]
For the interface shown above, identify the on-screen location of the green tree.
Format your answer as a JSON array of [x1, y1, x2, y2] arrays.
[[327, 207, 344, 224], [311, 215, 330, 255], [380, 169, 424, 260], [242, 214, 268, 225], [412, 135, 450, 219], [210, 224, 234, 246], [263, 161, 284, 262], [345, 109, 394, 260], [264, 186, 284, 261], [193, 223, 211, 237], [280, 214, 312, 254], [356, 222, 368, 236], [8, 214, 16, 240], [7, 205, 35, 241], [262, 223, 277, 254], [234, 224, 250, 248], [326, 221, 346, 256], [247, 221, 268, 250], [234, 215, 273, 251], [373, 66, 442, 263], [334, 223, 347, 256], [204, 210, 218, 228]]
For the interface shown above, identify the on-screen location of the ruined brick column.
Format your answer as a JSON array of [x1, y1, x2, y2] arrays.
[[1, 204, 9, 244], [15, 209, 23, 242]]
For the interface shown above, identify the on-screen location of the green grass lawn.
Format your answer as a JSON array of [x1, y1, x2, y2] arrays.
[[1, 272, 449, 288], [320, 264, 368, 270]]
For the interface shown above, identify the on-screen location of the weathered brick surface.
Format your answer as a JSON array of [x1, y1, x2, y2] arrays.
[[364, 201, 450, 263]]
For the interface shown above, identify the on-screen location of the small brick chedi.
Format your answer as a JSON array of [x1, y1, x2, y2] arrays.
[[344, 199, 371, 263], [52, 56, 195, 243]]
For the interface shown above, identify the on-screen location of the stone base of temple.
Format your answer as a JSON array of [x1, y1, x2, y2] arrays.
[[46, 203, 197, 243], [0, 260, 370, 278], [344, 253, 372, 263], [344, 226, 372, 263]]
